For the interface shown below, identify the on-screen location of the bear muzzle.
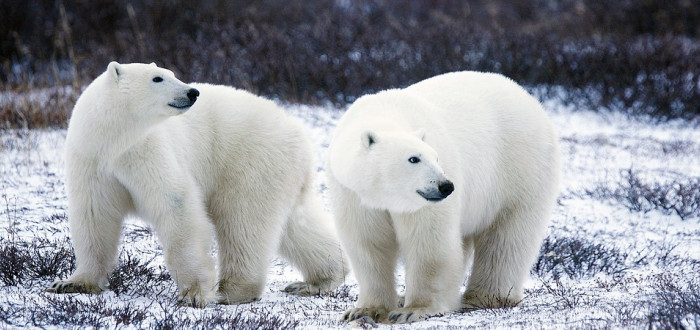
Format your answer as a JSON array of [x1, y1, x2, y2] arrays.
[[417, 180, 454, 202], [168, 88, 200, 110]]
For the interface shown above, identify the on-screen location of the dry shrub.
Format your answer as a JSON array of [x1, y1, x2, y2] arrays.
[[1, 0, 699, 128]]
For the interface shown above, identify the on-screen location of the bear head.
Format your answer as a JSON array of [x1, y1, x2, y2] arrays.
[[334, 129, 454, 213], [104, 62, 199, 121]]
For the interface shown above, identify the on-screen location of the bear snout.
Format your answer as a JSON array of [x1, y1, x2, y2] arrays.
[[417, 180, 454, 202], [168, 88, 199, 110], [438, 180, 454, 198], [187, 88, 199, 103]]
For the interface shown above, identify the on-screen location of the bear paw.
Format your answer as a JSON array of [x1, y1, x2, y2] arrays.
[[177, 286, 214, 308], [216, 294, 260, 305], [282, 279, 341, 296], [387, 307, 432, 324], [45, 280, 103, 294], [217, 280, 262, 305], [283, 281, 321, 296], [341, 307, 389, 323]]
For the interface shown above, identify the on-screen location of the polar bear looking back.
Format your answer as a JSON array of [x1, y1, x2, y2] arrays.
[[328, 71, 560, 323], [47, 62, 347, 307]]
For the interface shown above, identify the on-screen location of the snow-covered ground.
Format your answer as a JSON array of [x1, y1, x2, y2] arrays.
[[1, 100, 699, 329]]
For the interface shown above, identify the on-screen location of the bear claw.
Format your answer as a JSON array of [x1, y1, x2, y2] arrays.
[[342, 307, 389, 323], [45, 280, 102, 294], [283, 281, 318, 296], [386, 307, 429, 324]]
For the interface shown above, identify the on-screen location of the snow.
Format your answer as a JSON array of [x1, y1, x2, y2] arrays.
[[1, 98, 698, 328]]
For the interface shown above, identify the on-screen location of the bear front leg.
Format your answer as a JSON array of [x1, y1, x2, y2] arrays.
[[388, 209, 463, 323], [340, 233, 398, 324], [117, 142, 220, 308], [116, 157, 217, 308], [47, 178, 127, 295], [149, 196, 217, 308], [339, 229, 398, 323], [331, 185, 399, 323]]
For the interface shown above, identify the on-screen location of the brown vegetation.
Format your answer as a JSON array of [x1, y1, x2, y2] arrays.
[[1, 0, 699, 128]]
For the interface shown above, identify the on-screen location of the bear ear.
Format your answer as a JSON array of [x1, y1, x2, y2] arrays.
[[107, 61, 122, 82], [414, 128, 427, 141], [361, 131, 377, 149], [149, 62, 157, 67]]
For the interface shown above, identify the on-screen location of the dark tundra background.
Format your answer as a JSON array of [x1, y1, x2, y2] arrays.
[[1, 0, 700, 128]]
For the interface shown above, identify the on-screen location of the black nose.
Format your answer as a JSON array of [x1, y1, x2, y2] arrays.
[[438, 180, 454, 198], [187, 88, 199, 102]]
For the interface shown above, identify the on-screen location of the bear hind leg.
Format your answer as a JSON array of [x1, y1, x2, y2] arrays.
[[463, 206, 549, 309], [211, 198, 285, 305], [279, 191, 348, 296]]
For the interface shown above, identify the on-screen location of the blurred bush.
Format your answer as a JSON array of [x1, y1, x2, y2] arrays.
[[1, 0, 699, 127]]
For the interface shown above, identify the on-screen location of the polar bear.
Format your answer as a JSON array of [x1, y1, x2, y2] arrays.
[[328, 71, 560, 323], [47, 62, 347, 307]]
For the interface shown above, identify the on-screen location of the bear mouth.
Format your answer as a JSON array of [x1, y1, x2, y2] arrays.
[[168, 98, 195, 110], [416, 190, 446, 202]]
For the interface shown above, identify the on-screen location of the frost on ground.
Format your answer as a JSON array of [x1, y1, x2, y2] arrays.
[[1, 100, 699, 329]]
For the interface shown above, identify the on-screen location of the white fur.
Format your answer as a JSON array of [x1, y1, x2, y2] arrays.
[[328, 71, 561, 323], [48, 62, 347, 307]]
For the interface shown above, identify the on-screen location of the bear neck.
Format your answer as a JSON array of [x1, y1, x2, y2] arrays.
[[67, 96, 160, 160]]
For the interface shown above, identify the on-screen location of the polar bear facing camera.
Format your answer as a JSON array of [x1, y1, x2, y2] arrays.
[[328, 71, 560, 323], [47, 62, 347, 307]]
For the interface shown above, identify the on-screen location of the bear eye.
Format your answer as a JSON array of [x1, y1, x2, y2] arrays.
[[408, 156, 421, 164], [152, 76, 163, 83]]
